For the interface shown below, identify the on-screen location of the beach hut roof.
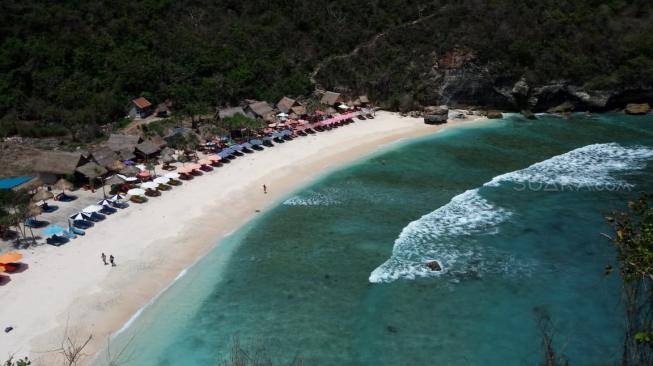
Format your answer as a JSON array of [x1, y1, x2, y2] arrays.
[[320, 91, 342, 106], [33, 151, 84, 176], [135, 141, 160, 156], [106, 134, 141, 153], [131, 97, 152, 109], [290, 105, 306, 116], [276, 97, 298, 113], [218, 106, 247, 120], [247, 101, 274, 117], [90, 146, 120, 168], [75, 161, 108, 179], [359, 95, 370, 103]]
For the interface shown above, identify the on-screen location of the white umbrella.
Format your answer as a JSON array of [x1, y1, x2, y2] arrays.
[[153, 177, 170, 184], [141, 182, 158, 190], [82, 205, 103, 213], [70, 213, 86, 221], [136, 164, 147, 171], [109, 194, 125, 202], [127, 188, 146, 197], [338, 104, 349, 109], [277, 112, 289, 118], [97, 199, 112, 206], [165, 172, 180, 180]]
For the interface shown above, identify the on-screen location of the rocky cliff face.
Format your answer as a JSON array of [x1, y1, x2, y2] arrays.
[[313, 2, 653, 113], [317, 47, 652, 112]]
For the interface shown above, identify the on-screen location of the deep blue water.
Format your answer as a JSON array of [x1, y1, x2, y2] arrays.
[[101, 113, 653, 366]]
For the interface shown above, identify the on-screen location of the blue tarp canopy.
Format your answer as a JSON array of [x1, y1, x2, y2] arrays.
[[262, 136, 273, 141], [241, 142, 252, 149], [42, 225, 66, 236], [230, 144, 243, 151], [249, 139, 263, 146], [280, 130, 292, 136], [217, 151, 232, 159], [0, 176, 33, 189]]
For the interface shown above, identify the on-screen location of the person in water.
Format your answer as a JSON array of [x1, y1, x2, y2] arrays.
[[263, 184, 267, 194]]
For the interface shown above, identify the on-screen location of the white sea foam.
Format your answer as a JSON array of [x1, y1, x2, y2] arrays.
[[370, 143, 653, 283], [369, 189, 511, 283], [283, 191, 341, 206], [487, 143, 653, 188]]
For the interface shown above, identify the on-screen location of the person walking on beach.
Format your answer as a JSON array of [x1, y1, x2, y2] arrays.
[[263, 184, 267, 194], [101, 253, 107, 266], [109, 255, 115, 267]]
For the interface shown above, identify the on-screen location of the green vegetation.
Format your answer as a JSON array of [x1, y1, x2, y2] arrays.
[[2, 357, 30, 366], [607, 195, 653, 365], [0, 0, 651, 139]]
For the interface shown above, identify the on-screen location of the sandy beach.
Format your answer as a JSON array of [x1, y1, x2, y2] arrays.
[[0, 112, 483, 365]]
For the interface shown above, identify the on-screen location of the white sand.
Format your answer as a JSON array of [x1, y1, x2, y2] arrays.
[[0, 112, 483, 365]]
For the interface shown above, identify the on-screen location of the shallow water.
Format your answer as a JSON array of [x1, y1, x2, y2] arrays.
[[103, 113, 653, 366]]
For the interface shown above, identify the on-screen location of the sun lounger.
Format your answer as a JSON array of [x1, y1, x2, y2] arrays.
[[111, 201, 129, 209], [99, 205, 117, 215], [46, 235, 69, 246], [70, 226, 85, 236], [25, 218, 48, 228], [85, 212, 106, 222], [72, 219, 94, 229], [55, 193, 77, 202], [40, 203, 59, 213], [62, 230, 77, 239]]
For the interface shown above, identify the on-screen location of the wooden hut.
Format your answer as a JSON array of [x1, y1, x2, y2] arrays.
[[320, 91, 343, 107], [135, 140, 162, 160], [127, 97, 153, 119], [106, 134, 141, 161], [276, 97, 301, 114], [245, 101, 275, 122], [218, 106, 247, 120], [32, 151, 86, 184]]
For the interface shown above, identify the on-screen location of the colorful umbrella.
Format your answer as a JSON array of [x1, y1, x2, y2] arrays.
[[0, 251, 23, 263]]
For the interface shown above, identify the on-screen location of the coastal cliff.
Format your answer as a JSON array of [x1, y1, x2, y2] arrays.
[[314, 1, 653, 112]]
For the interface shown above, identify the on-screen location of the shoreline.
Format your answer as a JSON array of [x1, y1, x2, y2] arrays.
[[0, 112, 485, 365]]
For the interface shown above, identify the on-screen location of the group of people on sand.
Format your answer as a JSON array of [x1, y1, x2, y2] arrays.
[[101, 252, 116, 267]]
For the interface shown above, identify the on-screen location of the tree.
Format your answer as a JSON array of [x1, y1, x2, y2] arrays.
[[606, 195, 653, 365]]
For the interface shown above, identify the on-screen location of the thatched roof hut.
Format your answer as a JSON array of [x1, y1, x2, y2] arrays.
[[290, 105, 307, 116], [90, 146, 120, 169], [320, 91, 342, 106], [75, 161, 108, 179], [359, 95, 370, 104], [106, 134, 141, 160], [246, 102, 274, 119], [135, 141, 161, 156], [276, 97, 300, 114], [32, 151, 84, 176]]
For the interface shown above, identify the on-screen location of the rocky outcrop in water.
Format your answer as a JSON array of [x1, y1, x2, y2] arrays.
[[426, 260, 442, 271], [625, 103, 651, 115]]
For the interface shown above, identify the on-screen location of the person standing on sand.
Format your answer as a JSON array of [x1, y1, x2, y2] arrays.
[[101, 253, 107, 265], [109, 255, 115, 267], [263, 184, 267, 194]]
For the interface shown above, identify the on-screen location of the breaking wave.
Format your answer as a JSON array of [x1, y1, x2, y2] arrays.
[[370, 143, 653, 283], [283, 191, 341, 206]]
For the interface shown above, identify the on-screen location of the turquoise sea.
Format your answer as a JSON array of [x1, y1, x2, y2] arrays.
[[101, 113, 653, 366]]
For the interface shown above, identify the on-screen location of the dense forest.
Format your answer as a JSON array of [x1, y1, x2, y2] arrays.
[[0, 0, 652, 141]]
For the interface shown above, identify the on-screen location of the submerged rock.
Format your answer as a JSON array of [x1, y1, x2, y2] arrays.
[[426, 260, 442, 271], [625, 103, 650, 115], [521, 110, 536, 119]]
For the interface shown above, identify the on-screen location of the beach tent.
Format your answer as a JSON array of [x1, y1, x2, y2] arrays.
[[42, 225, 66, 236], [164, 172, 180, 180], [82, 205, 103, 213], [0, 251, 22, 264], [127, 188, 146, 197]]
